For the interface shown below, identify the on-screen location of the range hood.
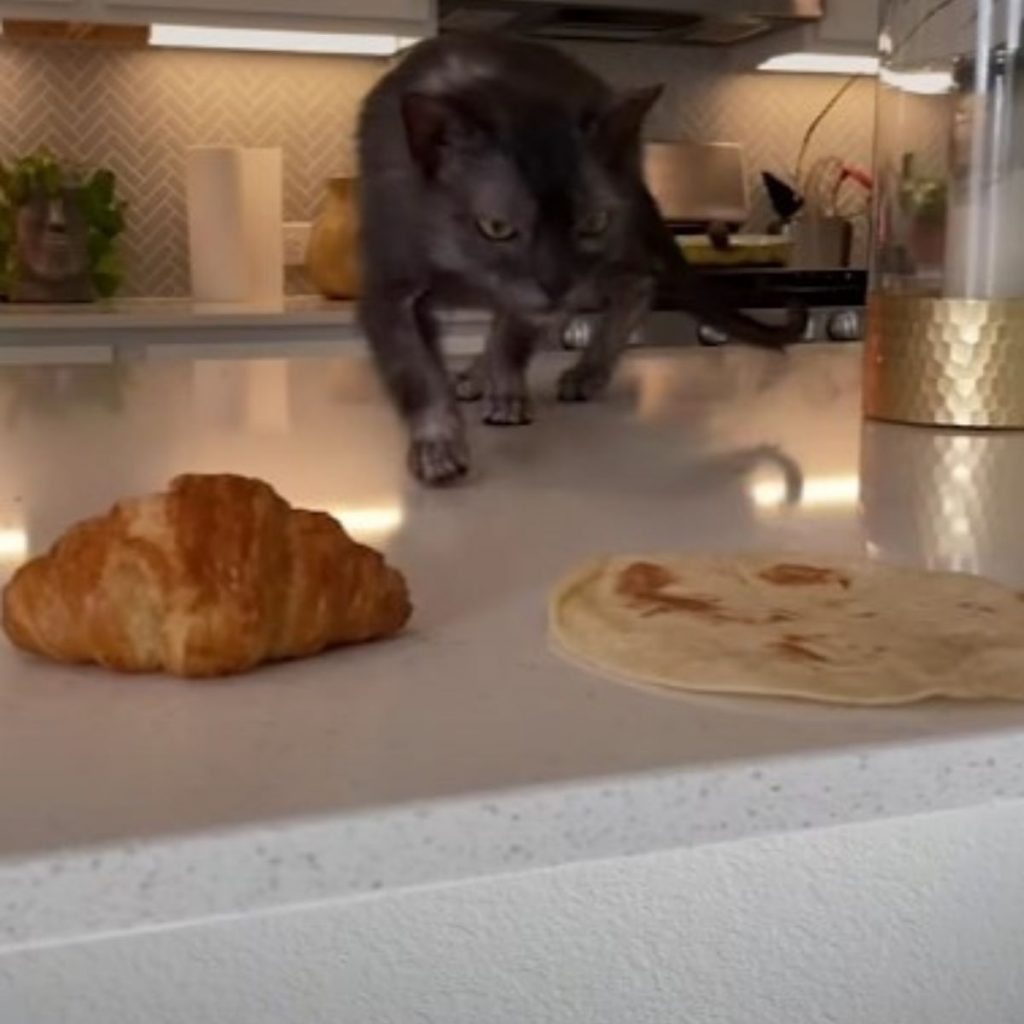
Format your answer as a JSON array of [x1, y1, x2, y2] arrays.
[[439, 0, 822, 47]]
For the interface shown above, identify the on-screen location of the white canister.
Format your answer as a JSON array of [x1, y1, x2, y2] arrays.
[[186, 145, 283, 307]]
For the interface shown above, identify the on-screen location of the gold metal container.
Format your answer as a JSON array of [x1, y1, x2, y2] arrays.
[[865, 295, 1024, 427], [869, 2, 1024, 430]]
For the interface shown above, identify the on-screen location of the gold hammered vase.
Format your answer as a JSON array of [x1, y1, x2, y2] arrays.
[[867, 1, 1024, 429], [305, 176, 362, 300]]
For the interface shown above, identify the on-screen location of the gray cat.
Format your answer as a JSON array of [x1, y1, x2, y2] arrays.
[[357, 34, 798, 485]]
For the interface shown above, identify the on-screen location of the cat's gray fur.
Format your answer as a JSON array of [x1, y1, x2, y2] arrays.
[[357, 34, 796, 485]]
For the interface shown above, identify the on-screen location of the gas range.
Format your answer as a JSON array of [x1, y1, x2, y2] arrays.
[[562, 267, 868, 350], [661, 266, 868, 346], [610, 139, 870, 348]]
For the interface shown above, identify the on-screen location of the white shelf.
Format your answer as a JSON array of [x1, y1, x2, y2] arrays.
[[0, 296, 492, 359]]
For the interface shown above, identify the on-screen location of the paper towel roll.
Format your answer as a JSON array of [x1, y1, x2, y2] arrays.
[[186, 145, 283, 307], [186, 146, 248, 303], [241, 147, 283, 307]]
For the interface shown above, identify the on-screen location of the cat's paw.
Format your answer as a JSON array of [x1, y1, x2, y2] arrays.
[[483, 393, 532, 427], [557, 366, 609, 403], [408, 436, 470, 486]]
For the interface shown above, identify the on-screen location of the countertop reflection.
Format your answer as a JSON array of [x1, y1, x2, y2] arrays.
[[861, 420, 1024, 587]]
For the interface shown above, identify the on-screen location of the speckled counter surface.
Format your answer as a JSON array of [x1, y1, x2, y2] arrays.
[[2, 344, 1023, 952]]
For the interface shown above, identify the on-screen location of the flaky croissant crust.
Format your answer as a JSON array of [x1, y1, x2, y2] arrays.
[[2, 474, 411, 677]]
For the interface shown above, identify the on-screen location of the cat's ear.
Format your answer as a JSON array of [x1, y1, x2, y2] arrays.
[[402, 92, 482, 176], [592, 85, 664, 153]]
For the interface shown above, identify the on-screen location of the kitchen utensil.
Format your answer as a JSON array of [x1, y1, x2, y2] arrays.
[[791, 215, 853, 269], [802, 156, 872, 220], [761, 170, 804, 227]]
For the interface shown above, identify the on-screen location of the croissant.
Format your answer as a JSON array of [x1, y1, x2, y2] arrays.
[[2, 474, 412, 678]]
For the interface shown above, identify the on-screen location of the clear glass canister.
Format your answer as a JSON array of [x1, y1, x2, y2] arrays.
[[867, 0, 1024, 427]]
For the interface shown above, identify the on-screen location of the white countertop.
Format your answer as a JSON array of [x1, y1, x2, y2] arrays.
[[2, 343, 1024, 952]]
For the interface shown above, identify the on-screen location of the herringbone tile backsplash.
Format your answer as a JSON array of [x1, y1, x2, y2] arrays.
[[0, 41, 385, 297], [0, 39, 875, 298]]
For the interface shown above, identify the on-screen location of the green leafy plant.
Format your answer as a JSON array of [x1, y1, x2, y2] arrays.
[[0, 148, 127, 299], [899, 176, 947, 224], [896, 151, 947, 226]]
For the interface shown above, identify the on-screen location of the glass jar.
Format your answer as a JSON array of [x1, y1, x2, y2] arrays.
[[866, 0, 1024, 427]]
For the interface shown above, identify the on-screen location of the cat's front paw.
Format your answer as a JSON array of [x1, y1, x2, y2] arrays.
[[557, 366, 609, 403], [483, 392, 532, 427], [408, 436, 470, 486]]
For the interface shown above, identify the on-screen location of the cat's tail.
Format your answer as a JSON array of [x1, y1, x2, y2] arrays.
[[637, 186, 807, 350]]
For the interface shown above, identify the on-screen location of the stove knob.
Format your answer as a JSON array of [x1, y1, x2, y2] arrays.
[[562, 318, 590, 350], [826, 309, 864, 342], [697, 322, 730, 347]]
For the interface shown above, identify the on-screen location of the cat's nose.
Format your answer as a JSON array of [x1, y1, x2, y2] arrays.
[[534, 244, 573, 305], [538, 269, 571, 305]]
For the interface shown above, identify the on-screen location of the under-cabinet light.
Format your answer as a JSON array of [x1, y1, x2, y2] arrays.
[[149, 24, 417, 56], [760, 52, 954, 94], [879, 67, 955, 95], [757, 52, 880, 76]]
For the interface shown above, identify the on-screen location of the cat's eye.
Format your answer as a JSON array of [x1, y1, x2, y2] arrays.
[[578, 209, 611, 237], [476, 216, 518, 242]]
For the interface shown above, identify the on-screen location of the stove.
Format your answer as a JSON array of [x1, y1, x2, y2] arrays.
[[562, 141, 869, 350], [562, 267, 868, 350], [651, 140, 866, 345], [660, 266, 867, 346]]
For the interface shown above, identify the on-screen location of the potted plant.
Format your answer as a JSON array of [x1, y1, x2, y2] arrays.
[[896, 153, 947, 271], [0, 149, 126, 303]]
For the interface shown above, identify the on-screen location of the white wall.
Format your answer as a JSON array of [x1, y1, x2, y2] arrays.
[[3, 800, 1023, 1024]]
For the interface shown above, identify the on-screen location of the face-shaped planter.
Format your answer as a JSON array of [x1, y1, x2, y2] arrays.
[[11, 187, 93, 303]]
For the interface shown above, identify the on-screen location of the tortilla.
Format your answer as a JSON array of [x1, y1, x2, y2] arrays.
[[549, 553, 1024, 705]]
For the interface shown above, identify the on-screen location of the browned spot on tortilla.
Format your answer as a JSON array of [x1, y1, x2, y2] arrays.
[[772, 634, 831, 664], [959, 601, 996, 614], [641, 595, 726, 618], [615, 561, 679, 598], [616, 561, 748, 623], [616, 562, 814, 627], [759, 563, 851, 589]]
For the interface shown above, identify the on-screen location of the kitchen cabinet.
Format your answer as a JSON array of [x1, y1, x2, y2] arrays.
[[0, 0, 97, 18], [0, 0, 433, 38], [813, 0, 880, 47], [733, 0, 881, 69], [101, 0, 431, 33], [2, 0, 84, 6], [0, 0, 88, 6]]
